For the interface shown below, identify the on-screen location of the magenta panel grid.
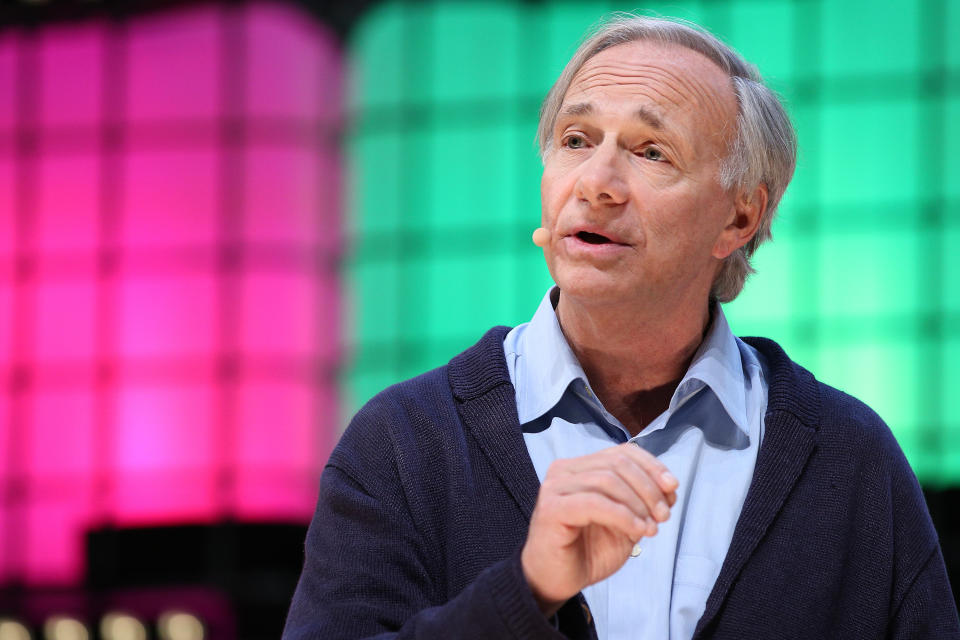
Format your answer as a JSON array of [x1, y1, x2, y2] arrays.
[[232, 467, 319, 522], [240, 272, 319, 357], [121, 149, 220, 250], [0, 31, 17, 132], [315, 267, 342, 364], [0, 283, 11, 365], [111, 469, 220, 527], [34, 279, 98, 362], [39, 23, 105, 127], [237, 380, 315, 470], [117, 275, 218, 359], [113, 385, 217, 473], [36, 153, 101, 254], [245, 1, 343, 122], [25, 497, 92, 584], [315, 151, 344, 255], [0, 509, 7, 579], [26, 390, 96, 477], [243, 147, 321, 248], [0, 156, 15, 259], [0, 1, 344, 586], [126, 5, 221, 122], [235, 268, 340, 367]]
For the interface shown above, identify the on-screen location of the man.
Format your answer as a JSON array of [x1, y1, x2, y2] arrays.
[[283, 14, 959, 640]]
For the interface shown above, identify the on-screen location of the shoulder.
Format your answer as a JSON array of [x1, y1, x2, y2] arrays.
[[744, 336, 930, 548], [748, 334, 931, 490], [354, 325, 513, 421], [743, 336, 904, 458], [330, 326, 513, 477]]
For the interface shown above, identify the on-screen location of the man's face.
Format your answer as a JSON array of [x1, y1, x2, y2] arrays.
[[540, 40, 742, 309]]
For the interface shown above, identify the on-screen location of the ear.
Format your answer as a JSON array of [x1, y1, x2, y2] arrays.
[[712, 183, 768, 260]]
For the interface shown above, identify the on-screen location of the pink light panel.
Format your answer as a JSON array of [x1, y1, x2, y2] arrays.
[[0, 2, 343, 585]]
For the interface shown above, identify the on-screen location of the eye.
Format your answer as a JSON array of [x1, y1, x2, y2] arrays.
[[562, 135, 587, 150], [640, 146, 665, 162]]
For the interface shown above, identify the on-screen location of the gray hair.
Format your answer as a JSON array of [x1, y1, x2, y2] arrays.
[[537, 13, 797, 302]]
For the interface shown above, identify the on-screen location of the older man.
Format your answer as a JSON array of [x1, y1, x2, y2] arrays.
[[283, 14, 959, 640]]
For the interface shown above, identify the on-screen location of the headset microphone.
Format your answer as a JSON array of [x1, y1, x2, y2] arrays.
[[532, 227, 551, 248]]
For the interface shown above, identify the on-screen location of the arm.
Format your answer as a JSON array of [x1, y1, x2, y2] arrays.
[[888, 545, 960, 639], [282, 463, 567, 640]]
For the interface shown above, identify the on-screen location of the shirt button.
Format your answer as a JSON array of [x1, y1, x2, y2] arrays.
[[630, 542, 642, 557]]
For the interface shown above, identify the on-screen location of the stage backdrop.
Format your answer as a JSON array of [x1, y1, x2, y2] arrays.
[[0, 1, 342, 585], [344, 0, 960, 488], [0, 0, 958, 595]]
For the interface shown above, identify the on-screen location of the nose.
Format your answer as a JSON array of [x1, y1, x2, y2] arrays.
[[574, 141, 628, 207]]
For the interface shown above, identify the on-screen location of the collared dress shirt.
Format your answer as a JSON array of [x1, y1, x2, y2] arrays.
[[503, 288, 770, 640]]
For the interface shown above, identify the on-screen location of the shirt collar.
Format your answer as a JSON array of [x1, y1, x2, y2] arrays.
[[511, 287, 755, 437], [512, 288, 590, 424], [668, 302, 752, 438]]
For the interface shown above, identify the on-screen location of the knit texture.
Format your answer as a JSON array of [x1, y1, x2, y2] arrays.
[[283, 328, 959, 639]]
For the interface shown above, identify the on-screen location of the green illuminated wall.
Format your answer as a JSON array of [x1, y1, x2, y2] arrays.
[[345, 0, 960, 485]]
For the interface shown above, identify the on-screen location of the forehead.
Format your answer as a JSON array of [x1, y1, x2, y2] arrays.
[[562, 40, 738, 143]]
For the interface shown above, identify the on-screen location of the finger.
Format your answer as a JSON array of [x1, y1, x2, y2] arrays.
[[558, 444, 678, 496], [606, 452, 673, 522], [553, 493, 651, 542], [555, 469, 655, 522], [619, 443, 679, 494], [574, 446, 674, 522], [549, 447, 676, 522]]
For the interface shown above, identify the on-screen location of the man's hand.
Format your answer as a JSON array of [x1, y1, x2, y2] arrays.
[[520, 443, 678, 616]]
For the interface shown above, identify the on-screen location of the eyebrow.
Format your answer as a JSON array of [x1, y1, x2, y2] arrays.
[[558, 102, 595, 119], [632, 106, 664, 130], [557, 102, 665, 130]]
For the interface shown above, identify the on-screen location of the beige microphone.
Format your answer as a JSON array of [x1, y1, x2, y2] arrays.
[[532, 227, 551, 247]]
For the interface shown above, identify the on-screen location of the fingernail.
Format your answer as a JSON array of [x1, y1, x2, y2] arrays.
[[662, 471, 677, 485]]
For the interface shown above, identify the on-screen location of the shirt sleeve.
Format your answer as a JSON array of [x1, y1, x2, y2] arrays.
[[280, 462, 570, 640]]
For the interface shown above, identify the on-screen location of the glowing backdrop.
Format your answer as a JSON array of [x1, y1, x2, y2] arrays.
[[345, 0, 960, 486], [0, 1, 342, 585]]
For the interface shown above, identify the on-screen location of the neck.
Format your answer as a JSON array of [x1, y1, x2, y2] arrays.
[[555, 290, 712, 435]]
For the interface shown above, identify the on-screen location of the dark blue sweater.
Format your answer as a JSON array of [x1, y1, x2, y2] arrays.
[[283, 327, 960, 639]]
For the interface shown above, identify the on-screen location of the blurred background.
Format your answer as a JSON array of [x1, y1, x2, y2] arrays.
[[0, 0, 957, 637]]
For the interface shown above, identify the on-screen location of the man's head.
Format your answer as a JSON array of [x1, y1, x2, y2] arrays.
[[537, 14, 796, 304]]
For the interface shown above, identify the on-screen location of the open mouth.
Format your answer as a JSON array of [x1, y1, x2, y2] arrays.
[[576, 231, 613, 245]]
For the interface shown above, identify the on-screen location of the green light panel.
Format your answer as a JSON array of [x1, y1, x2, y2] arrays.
[[346, 0, 960, 486]]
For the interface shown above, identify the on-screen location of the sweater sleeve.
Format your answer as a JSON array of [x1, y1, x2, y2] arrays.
[[281, 462, 568, 640], [887, 545, 960, 639]]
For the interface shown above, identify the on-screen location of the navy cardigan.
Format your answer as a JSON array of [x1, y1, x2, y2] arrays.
[[283, 327, 960, 639]]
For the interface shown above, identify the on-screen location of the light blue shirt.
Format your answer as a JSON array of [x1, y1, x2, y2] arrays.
[[503, 288, 769, 640]]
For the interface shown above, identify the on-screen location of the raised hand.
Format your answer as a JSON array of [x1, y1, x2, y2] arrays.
[[520, 443, 678, 616]]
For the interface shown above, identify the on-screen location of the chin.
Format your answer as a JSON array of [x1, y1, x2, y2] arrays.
[[552, 269, 640, 307]]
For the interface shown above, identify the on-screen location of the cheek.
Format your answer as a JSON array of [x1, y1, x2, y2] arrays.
[[540, 167, 567, 223], [642, 192, 719, 257]]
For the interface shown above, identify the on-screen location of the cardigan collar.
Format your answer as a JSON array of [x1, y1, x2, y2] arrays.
[[448, 326, 821, 429]]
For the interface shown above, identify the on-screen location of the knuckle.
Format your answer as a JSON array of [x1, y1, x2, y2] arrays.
[[612, 454, 632, 473], [539, 477, 561, 497], [595, 469, 619, 490], [613, 453, 636, 474]]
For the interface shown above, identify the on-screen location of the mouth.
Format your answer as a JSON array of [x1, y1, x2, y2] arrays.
[[562, 228, 632, 257], [575, 231, 613, 245]]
